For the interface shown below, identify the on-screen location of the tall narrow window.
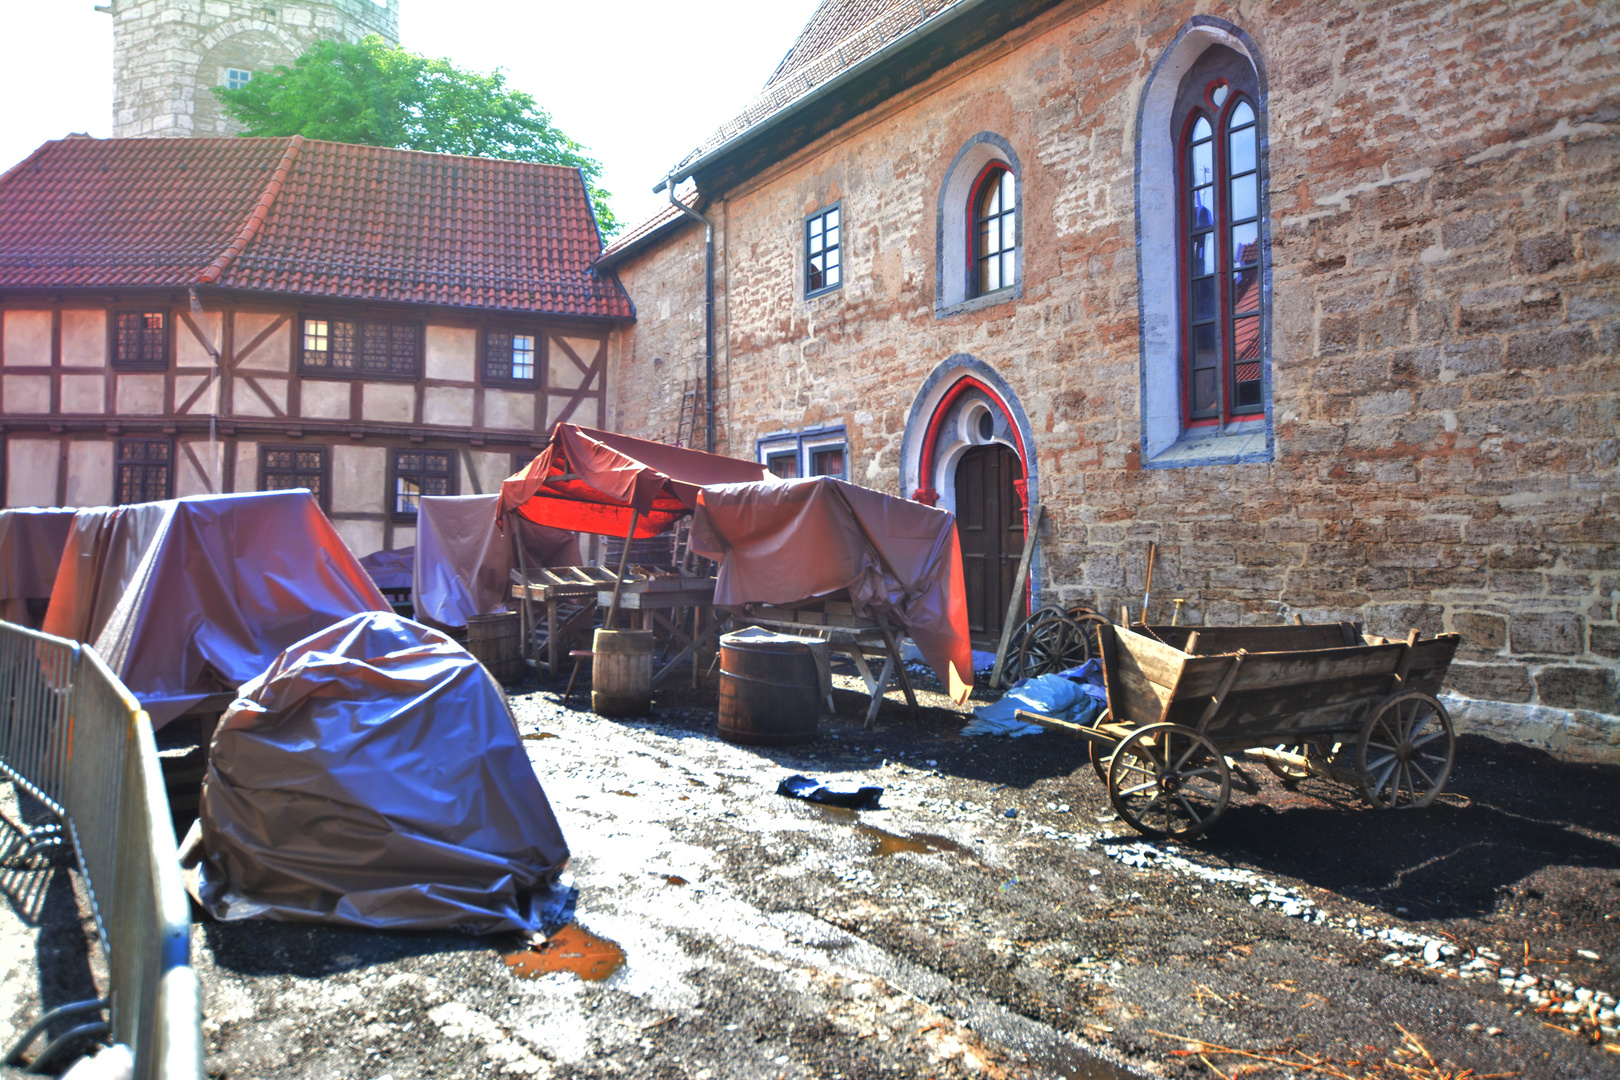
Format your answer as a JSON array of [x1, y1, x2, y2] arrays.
[[1180, 77, 1264, 423], [805, 205, 841, 296], [972, 166, 1016, 296], [115, 439, 172, 503]]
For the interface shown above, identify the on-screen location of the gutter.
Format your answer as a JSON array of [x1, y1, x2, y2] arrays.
[[654, 0, 1001, 193], [664, 177, 715, 455]]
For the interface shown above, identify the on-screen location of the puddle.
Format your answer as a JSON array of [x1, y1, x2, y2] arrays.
[[523, 732, 558, 741], [1019, 1044, 1137, 1080], [609, 790, 638, 798], [663, 875, 688, 886], [856, 824, 970, 859], [502, 923, 625, 982]]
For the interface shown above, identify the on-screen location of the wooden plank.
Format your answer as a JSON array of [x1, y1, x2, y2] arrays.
[[1111, 626, 1189, 688]]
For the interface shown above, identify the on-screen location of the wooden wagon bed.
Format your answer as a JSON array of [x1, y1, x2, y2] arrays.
[[1020, 621, 1462, 840]]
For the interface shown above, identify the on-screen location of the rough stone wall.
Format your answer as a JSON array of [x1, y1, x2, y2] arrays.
[[610, 0, 1619, 740], [611, 216, 720, 449], [110, 0, 399, 138]]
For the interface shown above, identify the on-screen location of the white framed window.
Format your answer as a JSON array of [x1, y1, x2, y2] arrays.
[[757, 426, 847, 481], [936, 133, 1022, 318], [225, 68, 252, 90]]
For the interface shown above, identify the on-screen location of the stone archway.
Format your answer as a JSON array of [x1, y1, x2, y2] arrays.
[[900, 355, 1040, 626]]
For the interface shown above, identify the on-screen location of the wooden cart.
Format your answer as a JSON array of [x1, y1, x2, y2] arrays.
[[1021, 621, 1461, 839]]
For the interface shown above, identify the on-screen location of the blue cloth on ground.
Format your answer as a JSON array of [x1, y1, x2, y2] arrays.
[[777, 774, 884, 810], [961, 660, 1108, 737]]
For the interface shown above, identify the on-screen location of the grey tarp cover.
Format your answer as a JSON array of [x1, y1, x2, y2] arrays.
[[197, 611, 569, 933], [0, 507, 77, 628], [41, 491, 388, 727], [412, 494, 580, 630], [359, 547, 415, 592]]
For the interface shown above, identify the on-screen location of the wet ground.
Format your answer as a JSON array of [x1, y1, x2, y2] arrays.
[[3, 663, 1618, 1079]]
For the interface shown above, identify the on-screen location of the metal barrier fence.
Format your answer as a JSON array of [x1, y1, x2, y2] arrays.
[[0, 622, 203, 1078]]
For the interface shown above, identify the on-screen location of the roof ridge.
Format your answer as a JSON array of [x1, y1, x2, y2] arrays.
[[198, 134, 304, 285]]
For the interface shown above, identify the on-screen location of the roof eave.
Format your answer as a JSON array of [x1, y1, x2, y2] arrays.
[[665, 0, 1068, 196]]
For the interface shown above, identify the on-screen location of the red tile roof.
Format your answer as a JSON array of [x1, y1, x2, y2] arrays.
[[594, 185, 703, 271], [0, 136, 633, 320]]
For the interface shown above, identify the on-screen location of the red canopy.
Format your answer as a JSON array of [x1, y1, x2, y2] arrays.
[[498, 424, 769, 536]]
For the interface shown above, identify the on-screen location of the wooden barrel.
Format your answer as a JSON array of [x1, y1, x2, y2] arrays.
[[718, 634, 820, 746], [466, 612, 524, 684], [592, 629, 654, 717]]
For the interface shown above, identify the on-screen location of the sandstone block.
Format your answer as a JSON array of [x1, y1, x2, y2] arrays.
[[1534, 666, 1619, 713], [1445, 662, 1533, 703], [1511, 611, 1583, 656]]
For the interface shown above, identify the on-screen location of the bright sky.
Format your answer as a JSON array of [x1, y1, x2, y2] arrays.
[[0, 0, 821, 233]]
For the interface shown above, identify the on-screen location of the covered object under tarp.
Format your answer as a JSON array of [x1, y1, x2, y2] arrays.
[[691, 477, 974, 704], [197, 612, 569, 932], [41, 490, 388, 727], [0, 507, 77, 628], [498, 423, 769, 537], [413, 494, 580, 629]]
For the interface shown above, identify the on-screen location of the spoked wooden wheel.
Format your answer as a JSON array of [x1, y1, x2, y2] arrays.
[[1017, 612, 1092, 679], [1107, 723, 1231, 840], [1087, 714, 1115, 783], [998, 606, 1066, 686], [1356, 691, 1455, 809]]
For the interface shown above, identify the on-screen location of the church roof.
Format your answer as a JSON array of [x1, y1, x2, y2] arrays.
[[0, 135, 633, 320], [681, 0, 961, 173]]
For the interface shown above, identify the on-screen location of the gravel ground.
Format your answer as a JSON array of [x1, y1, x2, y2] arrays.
[[3, 662, 1618, 1079]]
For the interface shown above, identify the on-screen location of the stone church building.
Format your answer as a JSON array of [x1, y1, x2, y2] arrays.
[[602, 0, 1619, 753], [106, 0, 398, 139]]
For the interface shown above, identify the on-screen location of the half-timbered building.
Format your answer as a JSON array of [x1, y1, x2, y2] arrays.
[[0, 134, 630, 558]]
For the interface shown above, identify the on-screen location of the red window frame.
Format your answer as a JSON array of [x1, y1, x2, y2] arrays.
[[968, 163, 1016, 298], [1178, 79, 1264, 428]]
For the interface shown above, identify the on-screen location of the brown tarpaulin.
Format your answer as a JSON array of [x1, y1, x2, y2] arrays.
[[197, 611, 569, 933], [690, 478, 974, 704], [498, 423, 768, 537], [42, 491, 388, 726], [0, 508, 78, 628], [413, 494, 580, 629]]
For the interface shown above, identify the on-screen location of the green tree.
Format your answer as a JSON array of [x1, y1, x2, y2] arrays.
[[215, 37, 617, 235]]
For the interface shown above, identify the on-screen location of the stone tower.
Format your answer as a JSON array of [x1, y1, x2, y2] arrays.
[[107, 0, 400, 138]]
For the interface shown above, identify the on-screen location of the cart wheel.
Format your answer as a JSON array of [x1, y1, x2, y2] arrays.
[[1017, 613, 1092, 679], [1356, 692, 1455, 809], [1108, 723, 1231, 840], [1088, 712, 1114, 780]]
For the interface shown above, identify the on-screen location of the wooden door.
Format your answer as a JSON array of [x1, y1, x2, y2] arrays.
[[954, 443, 1025, 644]]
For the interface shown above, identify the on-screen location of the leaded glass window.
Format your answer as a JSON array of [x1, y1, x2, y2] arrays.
[[393, 449, 454, 520], [973, 167, 1016, 296], [116, 439, 171, 504], [484, 330, 538, 382], [261, 445, 327, 510], [1181, 79, 1265, 421], [300, 317, 419, 377], [113, 311, 167, 369]]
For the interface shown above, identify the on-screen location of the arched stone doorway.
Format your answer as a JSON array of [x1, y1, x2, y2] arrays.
[[954, 442, 1025, 642], [900, 356, 1039, 644]]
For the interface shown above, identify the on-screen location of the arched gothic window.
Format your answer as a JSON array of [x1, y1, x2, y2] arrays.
[[972, 165, 1016, 296], [1181, 77, 1262, 422]]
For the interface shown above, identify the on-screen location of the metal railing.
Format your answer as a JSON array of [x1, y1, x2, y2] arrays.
[[0, 622, 203, 1077]]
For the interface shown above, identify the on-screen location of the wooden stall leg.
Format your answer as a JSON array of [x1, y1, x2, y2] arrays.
[[547, 597, 561, 681], [879, 627, 918, 711]]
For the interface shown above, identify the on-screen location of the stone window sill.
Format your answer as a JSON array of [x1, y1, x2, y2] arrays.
[[935, 282, 1021, 320], [1145, 425, 1272, 469]]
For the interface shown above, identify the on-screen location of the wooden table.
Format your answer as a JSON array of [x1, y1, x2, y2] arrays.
[[511, 566, 623, 678], [738, 602, 918, 727], [595, 577, 719, 688]]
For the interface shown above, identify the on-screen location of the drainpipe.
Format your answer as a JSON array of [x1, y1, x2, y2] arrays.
[[664, 176, 715, 454]]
